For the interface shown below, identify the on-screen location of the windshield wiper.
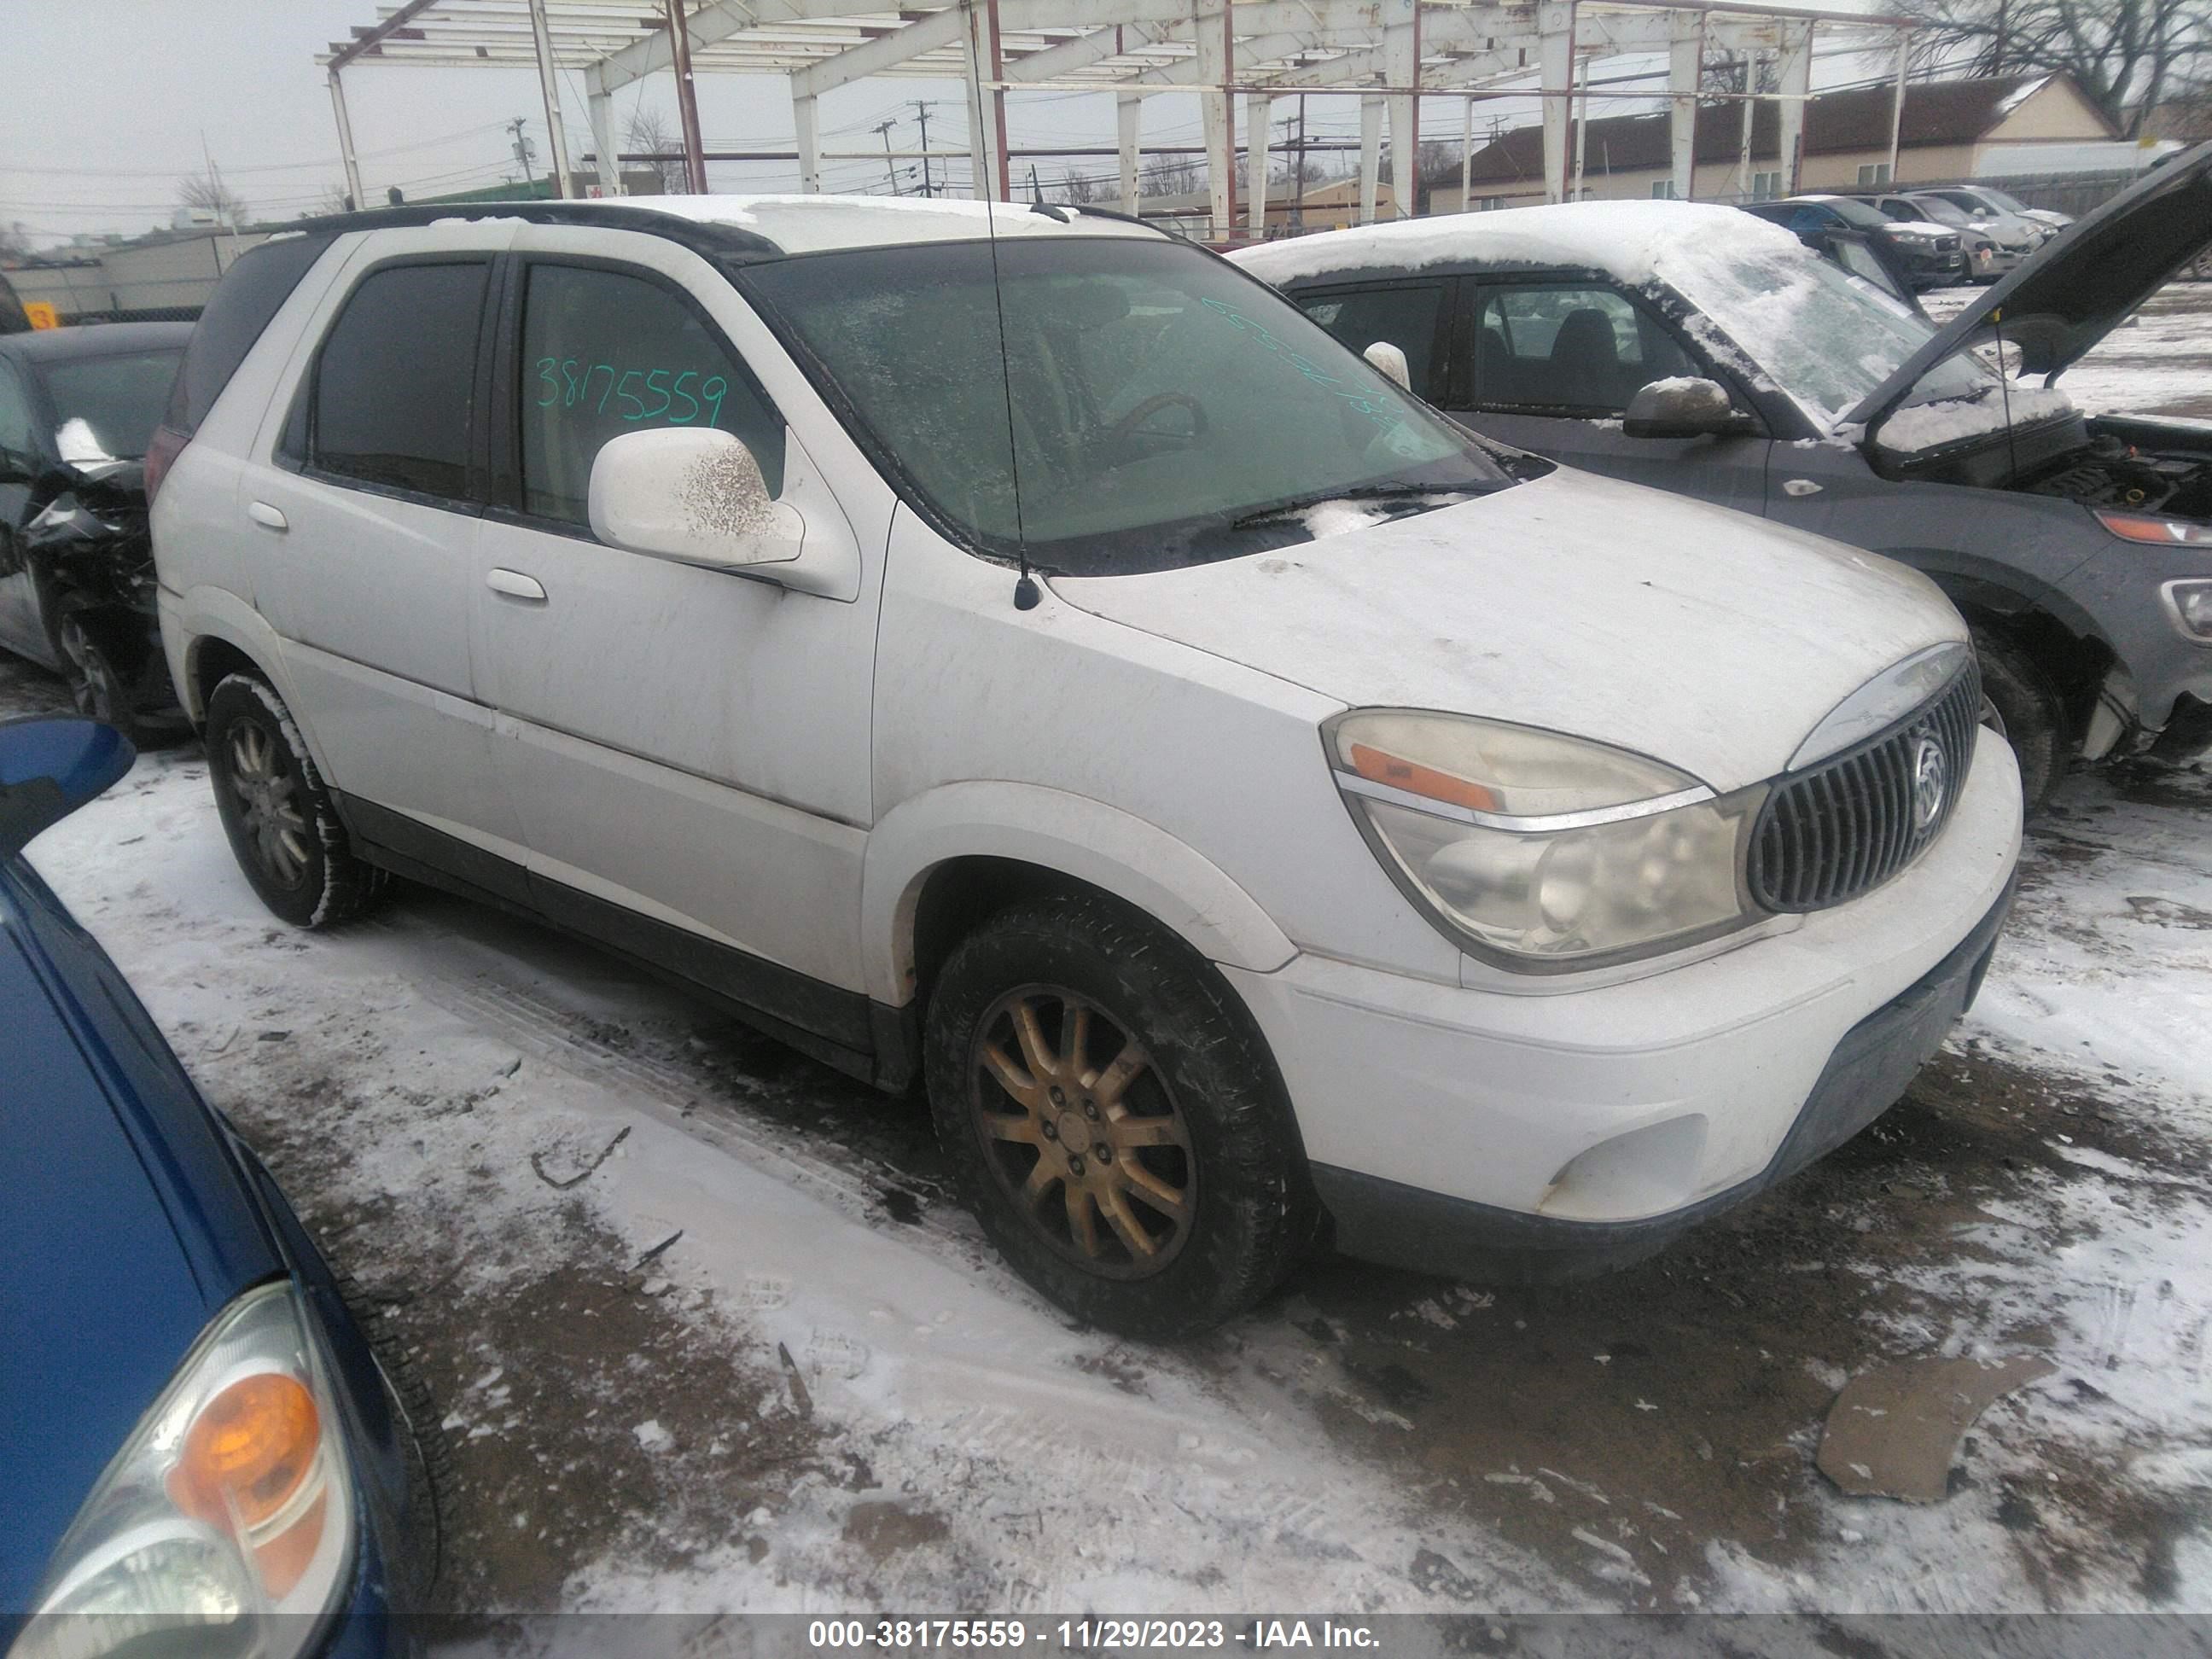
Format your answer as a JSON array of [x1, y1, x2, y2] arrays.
[[1229, 483, 1472, 533]]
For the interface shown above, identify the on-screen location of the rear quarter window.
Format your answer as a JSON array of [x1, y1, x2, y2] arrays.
[[166, 232, 336, 436]]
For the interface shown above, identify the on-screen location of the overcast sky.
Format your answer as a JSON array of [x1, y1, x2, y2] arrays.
[[3, 0, 1889, 247]]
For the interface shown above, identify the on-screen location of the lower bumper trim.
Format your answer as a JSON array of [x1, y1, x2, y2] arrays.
[[1311, 874, 2018, 1285]]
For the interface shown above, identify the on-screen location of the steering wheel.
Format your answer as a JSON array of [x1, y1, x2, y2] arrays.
[[1097, 392, 1208, 454]]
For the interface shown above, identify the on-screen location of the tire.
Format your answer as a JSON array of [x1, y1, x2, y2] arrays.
[[327, 1262, 448, 1600], [1971, 626, 2066, 814], [924, 893, 1306, 1340], [204, 672, 388, 927], [55, 602, 141, 748]]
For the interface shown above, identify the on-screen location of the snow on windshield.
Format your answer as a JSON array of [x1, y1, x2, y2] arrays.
[[1234, 202, 1978, 430]]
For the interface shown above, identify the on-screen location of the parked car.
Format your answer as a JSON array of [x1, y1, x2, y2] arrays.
[[1851, 193, 2026, 282], [1742, 195, 1969, 290], [152, 197, 2020, 1336], [1237, 146, 2212, 807], [1912, 185, 2059, 253], [1, 715, 432, 1651], [0, 272, 30, 335], [0, 322, 191, 739], [1755, 218, 1923, 313], [1934, 183, 2070, 234]]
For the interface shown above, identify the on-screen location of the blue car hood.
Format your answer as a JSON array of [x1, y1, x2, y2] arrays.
[[0, 861, 279, 1612]]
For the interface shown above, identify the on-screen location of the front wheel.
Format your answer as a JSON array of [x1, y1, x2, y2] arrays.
[[924, 894, 1306, 1339], [55, 603, 139, 747], [1971, 627, 2066, 814], [204, 672, 387, 928]]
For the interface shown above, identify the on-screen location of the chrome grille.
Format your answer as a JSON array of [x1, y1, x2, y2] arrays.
[[1749, 661, 1982, 913]]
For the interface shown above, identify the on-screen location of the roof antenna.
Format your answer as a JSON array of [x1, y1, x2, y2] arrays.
[[979, 189, 1039, 610], [1991, 304, 2020, 485]]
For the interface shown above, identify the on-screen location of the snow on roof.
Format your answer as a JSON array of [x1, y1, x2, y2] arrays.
[[1231, 199, 1810, 294], [1994, 74, 2052, 117], [455, 194, 1163, 257]]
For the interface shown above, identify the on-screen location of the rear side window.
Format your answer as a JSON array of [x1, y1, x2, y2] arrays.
[[312, 261, 487, 501], [516, 262, 783, 528], [166, 232, 335, 435], [1295, 284, 1447, 400]]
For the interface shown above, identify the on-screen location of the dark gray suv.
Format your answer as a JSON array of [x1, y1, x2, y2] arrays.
[[1233, 146, 2212, 806]]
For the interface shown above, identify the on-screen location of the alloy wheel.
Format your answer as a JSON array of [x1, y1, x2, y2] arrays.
[[225, 717, 311, 889], [968, 985, 1196, 1280]]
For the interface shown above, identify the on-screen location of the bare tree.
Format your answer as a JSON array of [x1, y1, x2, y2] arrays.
[[177, 173, 249, 229], [624, 105, 687, 194], [1900, 0, 2212, 134], [1702, 50, 1781, 96], [1059, 169, 1099, 204]]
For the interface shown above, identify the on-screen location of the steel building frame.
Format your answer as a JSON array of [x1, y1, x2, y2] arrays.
[[322, 0, 1915, 236]]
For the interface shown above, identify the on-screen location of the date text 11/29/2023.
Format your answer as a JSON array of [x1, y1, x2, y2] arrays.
[[804, 1621, 1382, 1651]]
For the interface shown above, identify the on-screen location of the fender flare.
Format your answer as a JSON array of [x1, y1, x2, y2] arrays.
[[167, 589, 341, 780], [860, 781, 1296, 1007]]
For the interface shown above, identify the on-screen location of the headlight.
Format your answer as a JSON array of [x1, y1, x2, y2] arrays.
[[11, 1283, 356, 1659], [2164, 579, 2212, 641], [1326, 709, 1765, 970], [2099, 509, 2212, 548]]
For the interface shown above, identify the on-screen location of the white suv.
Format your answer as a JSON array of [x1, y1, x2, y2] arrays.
[[149, 197, 2022, 1336]]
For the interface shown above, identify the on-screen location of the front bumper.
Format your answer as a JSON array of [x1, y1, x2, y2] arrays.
[[1308, 875, 2015, 1283], [1225, 728, 2021, 1280]]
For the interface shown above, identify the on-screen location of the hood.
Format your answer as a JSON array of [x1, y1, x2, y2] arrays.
[[1051, 470, 1963, 792], [1846, 140, 2212, 431]]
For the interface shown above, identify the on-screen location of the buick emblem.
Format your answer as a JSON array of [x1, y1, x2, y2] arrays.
[[1912, 733, 1948, 832]]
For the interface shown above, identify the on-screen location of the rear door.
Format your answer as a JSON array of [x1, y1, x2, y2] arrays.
[[1449, 276, 1770, 513], [469, 226, 881, 1023], [240, 225, 527, 872]]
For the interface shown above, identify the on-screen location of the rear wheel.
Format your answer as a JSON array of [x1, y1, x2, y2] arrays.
[[1972, 626, 2066, 813], [55, 603, 139, 747], [924, 894, 1305, 1339], [205, 672, 387, 927]]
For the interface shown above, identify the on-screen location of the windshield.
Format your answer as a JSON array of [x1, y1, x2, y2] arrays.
[[1662, 236, 1990, 427], [1975, 188, 2032, 215], [1821, 198, 1893, 230], [40, 348, 183, 461], [1912, 196, 1973, 227], [740, 236, 1507, 575]]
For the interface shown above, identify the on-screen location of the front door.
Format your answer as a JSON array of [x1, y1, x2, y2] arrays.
[[470, 230, 881, 1024], [1450, 278, 1771, 516]]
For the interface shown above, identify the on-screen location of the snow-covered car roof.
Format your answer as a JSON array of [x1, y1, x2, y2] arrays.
[[1229, 200, 1813, 294], [422, 194, 1165, 259]]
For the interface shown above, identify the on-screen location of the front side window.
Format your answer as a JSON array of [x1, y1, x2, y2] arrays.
[[741, 236, 1505, 575], [312, 262, 486, 500], [1470, 285, 1697, 416], [42, 350, 184, 463], [1295, 284, 1447, 399], [517, 263, 783, 528]]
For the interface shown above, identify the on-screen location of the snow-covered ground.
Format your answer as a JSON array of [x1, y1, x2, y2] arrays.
[[11, 280, 2212, 1621], [1926, 279, 2212, 422]]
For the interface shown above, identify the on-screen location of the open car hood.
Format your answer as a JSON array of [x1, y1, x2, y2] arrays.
[[1844, 140, 2212, 434]]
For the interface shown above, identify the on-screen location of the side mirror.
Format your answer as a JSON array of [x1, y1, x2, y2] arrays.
[[0, 715, 134, 859], [587, 428, 802, 573], [1363, 341, 1412, 391], [1623, 377, 1745, 440]]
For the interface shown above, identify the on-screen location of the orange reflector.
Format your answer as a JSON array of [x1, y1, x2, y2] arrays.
[[1348, 742, 1500, 812], [172, 1371, 321, 1533]]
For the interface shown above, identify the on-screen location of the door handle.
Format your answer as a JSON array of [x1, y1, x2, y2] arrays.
[[1782, 478, 1823, 498], [486, 568, 547, 602], [247, 500, 288, 532]]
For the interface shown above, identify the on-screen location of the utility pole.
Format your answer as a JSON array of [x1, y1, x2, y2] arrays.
[[872, 117, 900, 194], [913, 100, 935, 197], [508, 116, 537, 190], [1292, 95, 1307, 231]]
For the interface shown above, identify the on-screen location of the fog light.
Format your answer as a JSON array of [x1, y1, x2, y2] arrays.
[[2163, 580, 2212, 641]]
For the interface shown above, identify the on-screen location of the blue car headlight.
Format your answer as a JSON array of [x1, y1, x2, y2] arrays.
[[10, 1283, 357, 1659]]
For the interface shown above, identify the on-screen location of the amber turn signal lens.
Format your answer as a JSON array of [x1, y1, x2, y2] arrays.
[[1348, 742, 1501, 812], [171, 1371, 321, 1532]]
